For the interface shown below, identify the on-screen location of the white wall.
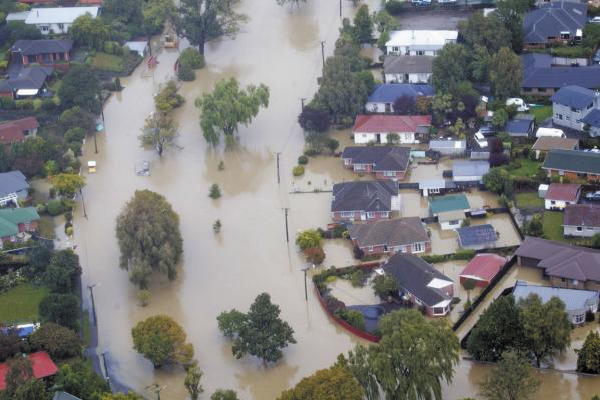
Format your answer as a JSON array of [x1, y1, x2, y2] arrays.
[[35, 22, 72, 35], [440, 219, 462, 230], [544, 199, 578, 210], [553, 102, 593, 131], [391, 195, 401, 211], [354, 131, 415, 144], [454, 175, 482, 182], [386, 46, 439, 56], [385, 72, 432, 84], [564, 225, 600, 237], [365, 102, 390, 113]]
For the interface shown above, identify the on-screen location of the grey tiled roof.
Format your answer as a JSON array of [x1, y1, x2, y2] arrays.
[[0, 170, 28, 198], [11, 39, 73, 55], [456, 224, 498, 247], [521, 53, 600, 89], [563, 203, 600, 228], [582, 109, 600, 128], [0, 66, 52, 92], [331, 181, 397, 212], [348, 217, 429, 248], [551, 85, 595, 108], [367, 84, 434, 103], [341, 146, 410, 172], [543, 149, 600, 174], [383, 55, 434, 74], [522, 0, 587, 44], [505, 118, 534, 137]]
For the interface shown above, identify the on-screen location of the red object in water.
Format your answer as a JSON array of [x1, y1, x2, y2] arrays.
[[0, 352, 58, 391]]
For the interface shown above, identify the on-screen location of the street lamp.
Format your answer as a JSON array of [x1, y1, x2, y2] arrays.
[[101, 351, 110, 384], [87, 283, 99, 326], [301, 264, 314, 301]]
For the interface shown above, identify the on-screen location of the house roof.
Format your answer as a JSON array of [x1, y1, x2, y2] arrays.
[[564, 203, 600, 227], [348, 217, 429, 248], [332, 181, 397, 213], [11, 39, 73, 55], [550, 85, 596, 109], [0, 352, 58, 390], [512, 281, 598, 312], [452, 160, 490, 177], [545, 183, 581, 201], [532, 136, 579, 152], [429, 193, 470, 214], [25, 7, 100, 25], [0, 66, 52, 92], [429, 140, 466, 149], [0, 208, 40, 238], [437, 209, 466, 223], [543, 149, 600, 175], [460, 253, 506, 282], [383, 55, 434, 74], [0, 117, 38, 145], [515, 236, 600, 281], [456, 224, 498, 247], [352, 114, 432, 134], [521, 53, 600, 90], [582, 109, 600, 128], [385, 30, 458, 47], [522, 0, 587, 44], [505, 118, 534, 136], [53, 392, 83, 400], [383, 253, 453, 307], [6, 11, 31, 21], [0, 170, 28, 198], [418, 179, 455, 190], [367, 84, 434, 104], [341, 146, 411, 172]]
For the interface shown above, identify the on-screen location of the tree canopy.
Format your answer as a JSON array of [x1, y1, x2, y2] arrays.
[[55, 360, 111, 400], [277, 365, 364, 400], [58, 65, 101, 113], [30, 322, 81, 359], [371, 274, 400, 300], [479, 351, 540, 400], [51, 173, 85, 198], [154, 81, 185, 114], [462, 12, 511, 54], [577, 331, 600, 374], [4, 356, 33, 394], [490, 47, 522, 99], [42, 249, 82, 294], [139, 113, 179, 157], [70, 13, 109, 50], [11, 378, 51, 400], [431, 43, 470, 94], [116, 190, 183, 288], [38, 293, 80, 330]]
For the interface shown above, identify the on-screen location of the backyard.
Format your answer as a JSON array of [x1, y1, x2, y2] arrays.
[[542, 211, 564, 241], [0, 283, 49, 323], [506, 158, 541, 178], [515, 191, 544, 210], [528, 105, 552, 123]]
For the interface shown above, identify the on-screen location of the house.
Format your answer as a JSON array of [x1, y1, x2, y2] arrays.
[[382, 253, 454, 317], [385, 30, 458, 56], [341, 146, 411, 180], [563, 203, 600, 237], [456, 224, 498, 250], [365, 84, 434, 113], [515, 236, 600, 290], [331, 181, 400, 222], [544, 183, 581, 210], [418, 179, 456, 197], [352, 114, 432, 144], [459, 253, 506, 287], [0, 171, 29, 206], [124, 40, 150, 57], [531, 136, 579, 159], [0, 66, 52, 100], [505, 116, 535, 137], [0, 207, 40, 244], [582, 109, 600, 137], [24, 7, 100, 35], [512, 281, 599, 324], [0, 117, 38, 145], [53, 392, 83, 400], [0, 352, 57, 391], [521, 53, 600, 96], [551, 86, 598, 131], [10, 39, 73, 69], [522, 1, 587, 49], [429, 193, 470, 230], [429, 140, 466, 156], [348, 217, 430, 256], [6, 11, 31, 22], [383, 55, 434, 83], [542, 149, 600, 182], [452, 160, 490, 183]]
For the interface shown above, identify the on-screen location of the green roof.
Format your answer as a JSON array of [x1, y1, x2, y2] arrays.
[[0, 207, 39, 238], [429, 194, 470, 214], [0, 217, 18, 238], [543, 149, 600, 175]]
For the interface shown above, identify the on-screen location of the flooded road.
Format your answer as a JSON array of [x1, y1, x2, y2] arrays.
[[71, 1, 600, 398]]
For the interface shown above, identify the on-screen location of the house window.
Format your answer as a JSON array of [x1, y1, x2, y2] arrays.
[[449, 220, 459, 226], [367, 212, 375, 218], [58, 23, 64, 30], [383, 171, 396, 177], [556, 114, 563, 120], [354, 164, 366, 170], [432, 306, 447, 315], [524, 88, 532, 92], [561, 33, 570, 40], [587, 227, 595, 231], [574, 313, 585, 324], [573, 279, 579, 285], [551, 200, 556, 205], [385, 103, 392, 113], [392, 46, 399, 52], [571, 107, 579, 112], [368, 246, 374, 252], [577, 226, 583, 231], [561, 277, 567, 282], [413, 242, 423, 252], [40, 26, 49, 32], [401, 245, 408, 253], [341, 211, 354, 218], [566, 116, 570, 121], [429, 188, 440, 194], [538, 88, 546, 93], [416, 50, 425, 55]]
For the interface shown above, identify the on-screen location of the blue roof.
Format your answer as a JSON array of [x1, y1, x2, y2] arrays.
[[582, 109, 600, 128], [367, 84, 434, 103], [456, 224, 498, 247], [521, 53, 600, 89], [513, 281, 599, 312], [550, 86, 595, 108], [505, 118, 534, 136]]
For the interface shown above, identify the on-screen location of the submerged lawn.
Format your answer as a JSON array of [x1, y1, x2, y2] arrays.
[[0, 283, 49, 323]]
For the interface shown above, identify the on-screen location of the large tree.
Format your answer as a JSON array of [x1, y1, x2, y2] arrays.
[[277, 365, 363, 400], [132, 315, 194, 368], [70, 13, 109, 50], [211, 390, 240, 400], [42, 249, 82, 294], [4, 356, 33, 394], [351, 5, 373, 44], [196, 78, 270, 145], [142, 0, 177, 34], [217, 292, 296, 363], [12, 378, 51, 400], [139, 113, 178, 157], [431, 43, 470, 95], [30, 323, 81, 359], [519, 293, 571, 367], [577, 331, 600, 374], [490, 47, 522, 99], [343, 309, 459, 400], [39, 293, 80, 330], [184, 362, 204, 400], [462, 12, 511, 54], [176, 0, 248, 55], [51, 173, 85, 198], [55, 360, 110, 400], [58, 65, 101, 113], [479, 351, 540, 400], [116, 190, 183, 288], [371, 274, 399, 300]]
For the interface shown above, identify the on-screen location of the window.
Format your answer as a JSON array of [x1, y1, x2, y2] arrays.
[[573, 279, 579, 285], [416, 50, 425, 55], [557, 114, 563, 120], [433, 306, 447, 315], [383, 171, 396, 177], [341, 211, 354, 218], [58, 23, 64, 30], [587, 227, 595, 231], [368, 246, 374, 252], [401, 245, 408, 253], [449, 220, 459, 225], [385, 103, 392, 113], [367, 212, 375, 218], [524, 87, 532, 92], [41, 26, 49, 32], [571, 107, 579, 112], [561, 277, 567, 282], [429, 188, 440, 194], [561, 33, 570, 40], [538, 88, 546, 93], [574, 313, 585, 324], [392, 46, 399, 52], [413, 242, 423, 252], [589, 103, 594, 109], [577, 226, 583, 231], [551, 200, 556, 205], [565, 116, 570, 121], [354, 164, 366, 170]]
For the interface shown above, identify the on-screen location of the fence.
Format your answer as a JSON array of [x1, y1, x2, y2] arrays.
[[552, 57, 588, 66]]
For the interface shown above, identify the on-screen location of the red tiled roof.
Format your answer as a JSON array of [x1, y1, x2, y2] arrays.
[[353, 114, 432, 134], [460, 254, 506, 283], [545, 183, 581, 202], [0, 118, 38, 146], [0, 352, 57, 391]]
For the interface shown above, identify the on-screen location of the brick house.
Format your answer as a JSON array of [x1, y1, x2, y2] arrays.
[[0, 66, 52, 99], [331, 181, 399, 222], [10, 39, 73, 70], [341, 146, 411, 181], [0, 117, 38, 145], [348, 217, 430, 256], [0, 207, 40, 245], [542, 149, 600, 182]]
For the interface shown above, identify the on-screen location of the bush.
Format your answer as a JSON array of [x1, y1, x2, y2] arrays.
[[334, 308, 366, 331], [385, 0, 404, 15], [350, 269, 366, 288], [46, 200, 65, 216], [30, 323, 81, 359], [15, 99, 34, 109], [421, 254, 449, 263], [41, 98, 56, 110], [209, 184, 221, 199], [297, 155, 309, 165], [296, 229, 321, 250], [303, 148, 319, 157], [179, 48, 205, 70], [292, 165, 305, 176], [304, 246, 325, 265], [0, 97, 15, 109], [324, 296, 345, 313], [453, 249, 476, 261], [177, 64, 195, 81]]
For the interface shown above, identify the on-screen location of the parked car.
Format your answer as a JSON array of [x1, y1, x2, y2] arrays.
[[591, 16, 600, 24], [536, 127, 565, 138], [586, 191, 600, 201], [506, 98, 530, 112], [477, 124, 497, 137], [474, 131, 488, 148], [593, 49, 600, 64]]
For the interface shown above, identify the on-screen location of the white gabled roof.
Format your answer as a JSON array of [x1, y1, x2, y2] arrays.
[[25, 7, 100, 25], [427, 277, 453, 289], [6, 11, 30, 22], [385, 30, 458, 48]]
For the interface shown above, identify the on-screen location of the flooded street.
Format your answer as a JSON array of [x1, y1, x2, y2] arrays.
[[70, 1, 600, 398]]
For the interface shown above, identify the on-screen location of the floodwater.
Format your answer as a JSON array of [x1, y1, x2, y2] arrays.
[[70, 1, 600, 399]]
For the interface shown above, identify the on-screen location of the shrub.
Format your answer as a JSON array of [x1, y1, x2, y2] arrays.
[[304, 246, 325, 265], [453, 249, 476, 261], [353, 246, 364, 260], [15, 99, 34, 109], [30, 323, 81, 359], [179, 48, 205, 70], [324, 296, 345, 313], [350, 269, 366, 288], [303, 148, 319, 157], [41, 98, 55, 110], [177, 64, 195, 81], [372, 274, 400, 300], [292, 165, 305, 176], [46, 200, 65, 216], [296, 229, 321, 250], [385, 0, 404, 15], [297, 155, 309, 165], [209, 184, 221, 199], [334, 308, 366, 331], [421, 254, 449, 263], [0, 97, 15, 109]]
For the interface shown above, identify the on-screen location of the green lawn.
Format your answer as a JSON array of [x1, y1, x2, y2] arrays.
[[542, 211, 564, 241], [38, 216, 56, 239], [528, 106, 552, 124], [515, 192, 544, 209], [0, 283, 49, 324], [506, 158, 541, 178], [90, 52, 123, 72]]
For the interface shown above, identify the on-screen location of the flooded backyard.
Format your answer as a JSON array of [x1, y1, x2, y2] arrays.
[[69, 0, 600, 398]]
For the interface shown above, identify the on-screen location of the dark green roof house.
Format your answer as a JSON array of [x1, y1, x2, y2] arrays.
[[542, 149, 600, 181], [0, 207, 40, 243]]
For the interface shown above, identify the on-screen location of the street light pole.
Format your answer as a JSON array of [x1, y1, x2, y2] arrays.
[[340, 0, 342, 17], [101, 352, 110, 384], [87, 284, 97, 326], [79, 188, 87, 219], [300, 97, 306, 112], [320, 41, 325, 69]]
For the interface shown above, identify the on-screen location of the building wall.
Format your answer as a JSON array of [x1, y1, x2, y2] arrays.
[[366, 102, 395, 113], [353, 131, 416, 144], [356, 240, 431, 256], [21, 51, 70, 66], [521, 87, 557, 97], [589, 125, 600, 137], [384, 72, 432, 84], [545, 169, 600, 182], [459, 276, 489, 288], [549, 275, 585, 289], [331, 210, 391, 222], [454, 175, 483, 182], [564, 225, 600, 237], [386, 46, 440, 56], [440, 219, 463, 230], [375, 170, 406, 181], [544, 198, 578, 210], [431, 147, 465, 156], [34, 22, 73, 35], [553, 102, 592, 131]]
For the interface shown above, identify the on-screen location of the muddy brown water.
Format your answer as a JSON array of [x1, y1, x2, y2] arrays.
[[71, 1, 600, 398]]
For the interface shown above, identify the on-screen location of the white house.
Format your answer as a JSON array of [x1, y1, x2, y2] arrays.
[[383, 56, 433, 84], [352, 114, 432, 144], [385, 30, 458, 56], [544, 183, 581, 211], [563, 204, 600, 237], [551, 86, 597, 131], [25, 7, 100, 35]]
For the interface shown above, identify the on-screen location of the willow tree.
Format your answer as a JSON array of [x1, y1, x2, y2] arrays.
[[116, 190, 183, 288]]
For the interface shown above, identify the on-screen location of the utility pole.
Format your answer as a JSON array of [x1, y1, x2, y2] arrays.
[[79, 188, 87, 219], [275, 152, 281, 184], [320, 41, 325, 69], [339, 0, 342, 17], [146, 384, 166, 400], [282, 208, 289, 243], [303, 268, 308, 301], [101, 352, 110, 384], [300, 97, 306, 112], [87, 284, 97, 326]]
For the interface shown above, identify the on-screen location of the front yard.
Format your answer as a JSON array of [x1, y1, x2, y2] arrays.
[[0, 283, 50, 323], [89, 52, 123, 72]]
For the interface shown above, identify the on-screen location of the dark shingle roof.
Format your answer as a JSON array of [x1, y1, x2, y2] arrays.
[[0, 170, 28, 198], [582, 109, 600, 128], [341, 146, 411, 172], [11, 39, 73, 55], [348, 217, 429, 248], [331, 181, 397, 212], [383, 55, 434, 74], [383, 253, 453, 307], [564, 203, 600, 227], [543, 149, 600, 175], [521, 53, 600, 89], [522, 0, 587, 44], [456, 224, 498, 247], [0, 66, 52, 92], [505, 118, 534, 137], [367, 84, 434, 103], [550, 85, 595, 108]]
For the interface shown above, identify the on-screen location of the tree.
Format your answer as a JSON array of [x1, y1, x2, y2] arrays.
[[523, 214, 543, 237], [70, 13, 109, 49], [12, 378, 51, 400], [326, 138, 339, 154], [592, 233, 600, 249], [211, 390, 240, 400], [184, 363, 204, 400], [59, 106, 96, 133], [143, 0, 177, 34], [343, 309, 459, 400], [26, 245, 53, 278], [0, 328, 20, 362], [277, 365, 363, 400], [4, 356, 33, 394], [217, 292, 296, 363], [483, 168, 510, 193], [577, 331, 600, 374], [116, 190, 183, 288], [55, 360, 110, 400], [467, 295, 528, 362], [39, 293, 80, 330], [393, 94, 417, 115], [462, 278, 476, 302], [463, 12, 511, 54], [30, 323, 81, 359], [352, 5, 372, 44], [296, 229, 322, 251], [490, 47, 522, 99], [51, 173, 85, 198], [131, 315, 194, 368], [371, 274, 400, 300], [42, 249, 82, 294], [179, 48, 205, 70], [58, 65, 101, 113], [479, 351, 540, 400], [139, 114, 178, 157], [101, 394, 145, 400], [196, 78, 270, 145], [470, 45, 491, 83], [298, 106, 330, 133], [176, 0, 248, 55], [154, 81, 185, 114], [431, 43, 470, 94], [519, 293, 571, 367], [6, 21, 42, 41], [491, 108, 508, 129]]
